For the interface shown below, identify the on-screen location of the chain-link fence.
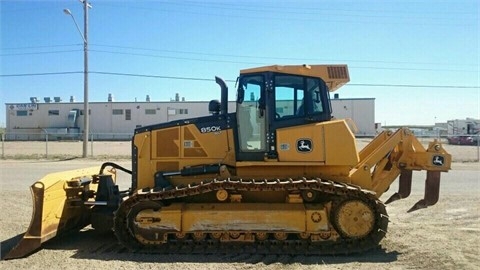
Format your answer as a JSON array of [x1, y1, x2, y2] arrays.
[[3, 132, 132, 141], [1, 132, 479, 162], [355, 135, 480, 162], [1, 132, 132, 159]]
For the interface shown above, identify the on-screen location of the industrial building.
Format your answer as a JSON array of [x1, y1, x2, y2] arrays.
[[5, 94, 375, 140]]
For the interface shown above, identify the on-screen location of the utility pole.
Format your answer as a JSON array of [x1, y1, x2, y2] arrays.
[[82, 0, 89, 158], [64, 0, 91, 157]]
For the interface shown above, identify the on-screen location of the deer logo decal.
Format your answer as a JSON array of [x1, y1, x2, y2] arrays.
[[297, 139, 313, 153], [432, 155, 445, 166]]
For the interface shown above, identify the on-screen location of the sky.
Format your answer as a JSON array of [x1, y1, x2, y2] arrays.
[[1, 0, 479, 128]]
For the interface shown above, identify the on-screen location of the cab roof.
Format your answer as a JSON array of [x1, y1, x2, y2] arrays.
[[240, 64, 350, 92]]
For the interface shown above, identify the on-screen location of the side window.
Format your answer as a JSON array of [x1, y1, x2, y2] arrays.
[[274, 75, 328, 120], [274, 75, 305, 119], [295, 90, 305, 116], [307, 78, 324, 114], [237, 75, 266, 152]]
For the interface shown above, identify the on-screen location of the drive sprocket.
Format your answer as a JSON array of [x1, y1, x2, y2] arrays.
[[332, 199, 375, 239]]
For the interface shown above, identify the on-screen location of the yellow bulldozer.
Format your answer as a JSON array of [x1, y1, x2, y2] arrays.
[[5, 64, 451, 259]]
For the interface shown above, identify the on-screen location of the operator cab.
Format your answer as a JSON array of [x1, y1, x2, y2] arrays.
[[235, 65, 349, 161]]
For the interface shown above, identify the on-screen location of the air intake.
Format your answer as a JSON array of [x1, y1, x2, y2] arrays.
[[328, 66, 348, 79]]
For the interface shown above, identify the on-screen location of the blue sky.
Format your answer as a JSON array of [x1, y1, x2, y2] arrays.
[[1, 0, 479, 127]]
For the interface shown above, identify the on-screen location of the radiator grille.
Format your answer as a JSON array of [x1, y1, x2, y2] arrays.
[[327, 66, 348, 79]]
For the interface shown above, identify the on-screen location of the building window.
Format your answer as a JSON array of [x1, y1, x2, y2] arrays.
[[145, 109, 156, 115], [80, 109, 91, 115], [16, 110, 28, 116], [168, 108, 176, 115], [48, 110, 60, 116], [125, 109, 131, 120], [112, 109, 123, 115]]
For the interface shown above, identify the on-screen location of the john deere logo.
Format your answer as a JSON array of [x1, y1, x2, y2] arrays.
[[297, 139, 313, 153], [432, 155, 444, 166]]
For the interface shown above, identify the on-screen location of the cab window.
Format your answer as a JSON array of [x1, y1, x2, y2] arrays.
[[274, 75, 327, 120]]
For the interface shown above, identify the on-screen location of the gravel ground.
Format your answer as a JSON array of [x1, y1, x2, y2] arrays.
[[0, 140, 479, 269]]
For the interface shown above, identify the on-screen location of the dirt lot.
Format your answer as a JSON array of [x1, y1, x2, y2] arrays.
[[0, 141, 479, 269]]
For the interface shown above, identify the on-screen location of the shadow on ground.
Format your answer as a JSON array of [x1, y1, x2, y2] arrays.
[[1, 233, 25, 260], [2, 229, 399, 265]]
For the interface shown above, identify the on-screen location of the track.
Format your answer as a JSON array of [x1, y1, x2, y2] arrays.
[[113, 177, 389, 255]]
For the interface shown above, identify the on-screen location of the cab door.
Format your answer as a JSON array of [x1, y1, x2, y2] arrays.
[[268, 73, 332, 160], [236, 74, 268, 161]]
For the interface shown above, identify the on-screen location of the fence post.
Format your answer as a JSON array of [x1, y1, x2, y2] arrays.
[[477, 135, 479, 162], [45, 132, 48, 158], [90, 133, 93, 157], [45, 131, 48, 158], [1, 133, 4, 159]]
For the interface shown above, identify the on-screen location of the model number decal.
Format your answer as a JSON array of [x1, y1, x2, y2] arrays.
[[200, 126, 221, 133]]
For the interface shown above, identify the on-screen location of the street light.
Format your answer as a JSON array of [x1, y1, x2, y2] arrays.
[[64, 0, 90, 158]]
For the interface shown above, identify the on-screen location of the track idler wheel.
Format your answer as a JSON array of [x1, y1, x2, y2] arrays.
[[127, 200, 164, 245], [332, 199, 375, 239]]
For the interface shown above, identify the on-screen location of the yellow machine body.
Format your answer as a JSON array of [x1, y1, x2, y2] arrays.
[[5, 64, 451, 259]]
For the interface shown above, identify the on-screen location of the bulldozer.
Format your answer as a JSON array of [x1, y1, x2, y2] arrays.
[[5, 64, 451, 259]]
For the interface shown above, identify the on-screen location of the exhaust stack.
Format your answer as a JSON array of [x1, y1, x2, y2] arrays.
[[215, 76, 228, 115]]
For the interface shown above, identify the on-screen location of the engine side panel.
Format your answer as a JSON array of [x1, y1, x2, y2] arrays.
[[134, 122, 235, 191]]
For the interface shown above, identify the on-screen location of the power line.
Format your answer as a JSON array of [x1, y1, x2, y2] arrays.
[[94, 2, 473, 27], [2, 47, 476, 73], [2, 43, 476, 71], [1, 44, 82, 50], [1, 50, 83, 56], [91, 44, 478, 68], [91, 71, 218, 82], [159, 0, 477, 20], [97, 1, 477, 21], [164, 0, 477, 16], [0, 71, 83, 77], [351, 66, 476, 72], [1, 71, 478, 89], [88, 49, 478, 73], [89, 49, 266, 65], [348, 83, 479, 89]]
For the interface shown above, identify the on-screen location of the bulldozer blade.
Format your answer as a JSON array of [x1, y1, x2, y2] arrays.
[[4, 167, 100, 260], [385, 170, 412, 204], [407, 171, 441, 213]]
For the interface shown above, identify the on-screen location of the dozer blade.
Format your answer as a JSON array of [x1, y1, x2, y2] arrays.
[[4, 167, 100, 260], [408, 171, 441, 213], [385, 170, 412, 204]]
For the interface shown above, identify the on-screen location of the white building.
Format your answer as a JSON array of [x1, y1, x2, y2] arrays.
[[5, 95, 375, 140], [447, 118, 479, 136], [330, 96, 375, 136]]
